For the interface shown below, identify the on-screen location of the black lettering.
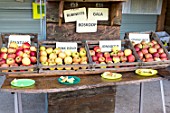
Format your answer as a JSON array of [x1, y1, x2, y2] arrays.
[[78, 23, 96, 27], [67, 12, 84, 17], [93, 12, 103, 16]]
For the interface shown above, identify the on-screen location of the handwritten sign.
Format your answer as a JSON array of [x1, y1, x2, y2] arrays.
[[8, 35, 31, 47], [56, 42, 77, 52], [76, 20, 97, 33], [99, 40, 121, 52], [129, 34, 150, 44], [64, 7, 87, 22], [88, 8, 109, 21]]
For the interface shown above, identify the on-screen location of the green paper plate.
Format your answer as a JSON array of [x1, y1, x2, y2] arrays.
[[135, 69, 158, 76], [101, 72, 122, 80], [58, 76, 80, 85], [11, 79, 35, 87]]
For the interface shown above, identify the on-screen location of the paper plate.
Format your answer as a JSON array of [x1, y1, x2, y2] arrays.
[[101, 72, 122, 80], [58, 76, 80, 85], [135, 69, 158, 76], [11, 79, 35, 87]]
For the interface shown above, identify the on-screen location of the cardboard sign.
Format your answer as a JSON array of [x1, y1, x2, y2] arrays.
[[76, 20, 97, 33], [99, 40, 121, 52], [88, 8, 109, 21], [56, 42, 77, 52], [129, 34, 150, 44], [64, 7, 87, 22], [8, 35, 31, 47]]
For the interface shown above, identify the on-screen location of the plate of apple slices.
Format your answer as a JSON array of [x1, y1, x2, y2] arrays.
[[58, 76, 80, 85], [135, 69, 158, 76], [101, 72, 122, 80]]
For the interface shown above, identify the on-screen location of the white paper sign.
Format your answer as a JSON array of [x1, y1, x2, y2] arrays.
[[129, 34, 150, 44], [56, 42, 77, 52], [8, 35, 31, 47], [64, 7, 87, 22], [76, 20, 97, 33], [88, 8, 109, 21], [99, 40, 121, 52]]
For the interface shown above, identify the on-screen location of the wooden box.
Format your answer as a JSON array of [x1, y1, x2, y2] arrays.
[[0, 33, 38, 75], [124, 32, 170, 69], [85, 40, 141, 74], [38, 40, 93, 75]]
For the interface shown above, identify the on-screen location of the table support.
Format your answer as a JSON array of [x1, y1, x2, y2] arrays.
[[14, 93, 23, 113], [139, 83, 144, 113], [160, 80, 166, 113]]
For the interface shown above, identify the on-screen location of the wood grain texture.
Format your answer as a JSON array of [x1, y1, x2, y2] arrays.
[[0, 71, 164, 93], [47, 0, 126, 2], [47, 23, 120, 41]]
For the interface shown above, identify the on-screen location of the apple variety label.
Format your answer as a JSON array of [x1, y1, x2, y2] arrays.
[[56, 42, 77, 52], [88, 8, 109, 21], [76, 20, 97, 33], [99, 40, 121, 52], [129, 34, 150, 44], [8, 35, 31, 47], [64, 7, 87, 22]]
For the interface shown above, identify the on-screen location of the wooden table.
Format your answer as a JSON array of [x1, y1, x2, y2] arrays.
[[0, 71, 167, 113]]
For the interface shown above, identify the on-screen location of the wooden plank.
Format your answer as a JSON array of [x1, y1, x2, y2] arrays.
[[157, 0, 167, 31], [47, 23, 120, 41], [47, 0, 126, 2]]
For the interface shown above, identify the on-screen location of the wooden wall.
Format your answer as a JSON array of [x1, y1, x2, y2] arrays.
[[165, 0, 170, 33]]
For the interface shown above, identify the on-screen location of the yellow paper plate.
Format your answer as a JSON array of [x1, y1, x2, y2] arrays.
[[135, 69, 158, 76], [101, 72, 122, 80]]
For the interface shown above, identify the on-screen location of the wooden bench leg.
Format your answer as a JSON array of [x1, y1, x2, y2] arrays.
[[139, 82, 144, 113], [160, 80, 166, 113]]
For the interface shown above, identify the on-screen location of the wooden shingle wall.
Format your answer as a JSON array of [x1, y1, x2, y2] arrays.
[[165, 0, 170, 33]]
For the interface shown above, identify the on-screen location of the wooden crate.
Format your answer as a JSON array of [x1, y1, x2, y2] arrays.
[[124, 31, 170, 69], [85, 40, 141, 74], [0, 33, 38, 75], [38, 40, 93, 75]]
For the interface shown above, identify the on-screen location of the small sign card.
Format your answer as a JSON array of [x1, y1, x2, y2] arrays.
[[129, 33, 150, 44], [64, 7, 87, 22], [99, 40, 121, 52], [8, 35, 31, 47], [56, 42, 77, 52], [76, 20, 97, 33], [88, 8, 109, 21]]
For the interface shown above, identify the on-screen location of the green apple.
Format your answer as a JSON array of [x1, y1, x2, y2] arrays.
[[72, 51, 79, 57], [79, 50, 86, 57]]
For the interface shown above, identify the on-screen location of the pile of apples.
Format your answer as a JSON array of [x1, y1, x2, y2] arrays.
[[133, 40, 168, 62], [39, 46, 88, 70], [90, 46, 136, 68], [0, 42, 37, 71]]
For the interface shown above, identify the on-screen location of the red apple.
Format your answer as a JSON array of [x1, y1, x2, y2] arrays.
[[105, 57, 112, 63], [30, 46, 37, 51], [142, 58, 146, 62], [0, 52, 7, 59], [137, 51, 143, 59], [92, 56, 98, 62], [22, 57, 31, 66], [160, 53, 167, 58], [134, 46, 140, 52], [154, 57, 161, 61], [30, 56, 37, 64], [93, 46, 101, 52], [141, 48, 148, 55], [145, 58, 154, 62], [23, 48, 31, 55], [117, 50, 124, 57], [149, 47, 157, 54], [89, 50, 95, 56], [30, 51, 37, 56], [120, 56, 127, 62], [16, 46, 23, 51], [151, 40, 158, 45], [157, 48, 164, 54], [153, 44, 161, 49], [22, 42, 31, 49], [127, 55, 135, 62], [148, 42, 154, 47], [161, 57, 168, 60], [98, 57, 105, 62], [15, 56, 22, 64], [152, 52, 159, 58], [0, 58, 6, 66], [7, 47, 16, 54], [7, 53, 16, 59], [134, 44, 142, 49], [96, 52, 103, 58], [142, 44, 149, 49], [1, 47, 8, 53], [145, 53, 153, 59], [10, 63, 18, 72], [104, 52, 110, 58], [16, 50, 24, 57], [6, 58, 15, 65], [124, 49, 132, 56]]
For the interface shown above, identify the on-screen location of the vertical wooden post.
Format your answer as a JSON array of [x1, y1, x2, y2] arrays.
[[157, 0, 167, 31], [59, 0, 64, 26]]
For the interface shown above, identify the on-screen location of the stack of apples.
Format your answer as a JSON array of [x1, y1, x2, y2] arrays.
[[133, 40, 168, 62], [90, 46, 136, 68], [39, 46, 88, 70], [0, 42, 37, 72]]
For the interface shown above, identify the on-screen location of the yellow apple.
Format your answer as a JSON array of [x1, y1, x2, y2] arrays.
[[73, 56, 81, 63], [40, 56, 48, 63], [79, 50, 86, 57], [58, 52, 66, 59], [81, 56, 88, 62], [49, 62, 56, 70], [46, 47, 53, 54], [49, 53, 57, 59], [80, 61, 88, 69], [9, 42, 18, 49], [47, 58, 55, 63], [55, 57, 63, 64], [72, 62, 79, 70], [57, 63, 64, 70], [53, 48, 62, 55], [64, 56, 73, 64], [40, 46, 46, 51], [64, 50, 72, 56], [39, 50, 47, 56]]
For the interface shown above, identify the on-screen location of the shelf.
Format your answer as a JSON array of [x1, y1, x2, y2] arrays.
[[48, 0, 126, 2]]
